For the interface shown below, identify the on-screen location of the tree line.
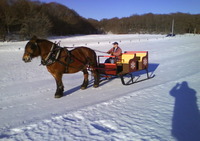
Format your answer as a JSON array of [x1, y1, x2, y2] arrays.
[[89, 13, 200, 34], [0, 0, 199, 41]]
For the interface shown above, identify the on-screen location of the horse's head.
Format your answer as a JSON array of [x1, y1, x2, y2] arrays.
[[22, 36, 40, 63]]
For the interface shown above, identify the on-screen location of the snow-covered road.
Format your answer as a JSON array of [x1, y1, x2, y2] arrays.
[[0, 34, 200, 141]]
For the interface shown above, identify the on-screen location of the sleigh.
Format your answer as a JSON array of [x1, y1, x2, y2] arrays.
[[97, 51, 154, 85]]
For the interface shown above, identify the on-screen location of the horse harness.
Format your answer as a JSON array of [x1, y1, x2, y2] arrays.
[[40, 43, 86, 72], [41, 43, 62, 66]]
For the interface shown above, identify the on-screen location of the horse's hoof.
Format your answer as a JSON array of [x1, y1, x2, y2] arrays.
[[81, 86, 87, 90], [93, 84, 99, 88], [55, 94, 63, 98]]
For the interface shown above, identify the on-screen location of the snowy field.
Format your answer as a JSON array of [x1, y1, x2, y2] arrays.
[[0, 34, 200, 141]]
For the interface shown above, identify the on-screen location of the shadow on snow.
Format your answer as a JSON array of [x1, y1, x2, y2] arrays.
[[170, 81, 200, 141]]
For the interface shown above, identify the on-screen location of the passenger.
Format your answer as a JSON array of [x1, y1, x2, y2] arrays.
[[105, 42, 122, 63]]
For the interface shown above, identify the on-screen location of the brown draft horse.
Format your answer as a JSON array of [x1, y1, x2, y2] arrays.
[[22, 36, 99, 98]]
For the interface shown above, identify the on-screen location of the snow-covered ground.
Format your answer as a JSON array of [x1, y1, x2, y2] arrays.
[[0, 34, 200, 141]]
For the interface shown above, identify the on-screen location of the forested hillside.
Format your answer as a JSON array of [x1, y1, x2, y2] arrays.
[[0, 0, 199, 41], [0, 0, 98, 41]]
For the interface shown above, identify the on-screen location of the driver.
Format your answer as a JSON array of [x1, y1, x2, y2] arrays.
[[105, 42, 122, 63]]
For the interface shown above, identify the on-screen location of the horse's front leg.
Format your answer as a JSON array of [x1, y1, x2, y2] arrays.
[[53, 73, 64, 98], [81, 69, 89, 90]]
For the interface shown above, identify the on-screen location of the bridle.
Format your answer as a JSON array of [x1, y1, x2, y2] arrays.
[[25, 41, 41, 60]]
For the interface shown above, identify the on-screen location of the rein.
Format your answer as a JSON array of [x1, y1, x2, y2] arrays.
[[92, 49, 107, 54], [64, 46, 107, 54]]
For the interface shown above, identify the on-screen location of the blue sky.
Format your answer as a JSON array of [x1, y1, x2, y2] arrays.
[[40, 0, 200, 20]]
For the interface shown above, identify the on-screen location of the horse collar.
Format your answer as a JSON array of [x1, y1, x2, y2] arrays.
[[41, 44, 61, 66]]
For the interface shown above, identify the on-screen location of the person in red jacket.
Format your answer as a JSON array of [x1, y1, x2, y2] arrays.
[[105, 42, 122, 63]]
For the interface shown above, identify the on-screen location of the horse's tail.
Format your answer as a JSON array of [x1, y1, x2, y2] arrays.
[[90, 49, 99, 68], [86, 48, 99, 74], [90, 49, 100, 85]]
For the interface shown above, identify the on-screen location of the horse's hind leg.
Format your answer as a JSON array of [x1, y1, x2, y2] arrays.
[[81, 69, 89, 90], [92, 68, 99, 88]]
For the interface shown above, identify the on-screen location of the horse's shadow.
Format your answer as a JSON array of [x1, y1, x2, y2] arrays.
[[170, 81, 200, 141], [63, 79, 99, 96], [63, 76, 117, 96], [63, 85, 81, 96]]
